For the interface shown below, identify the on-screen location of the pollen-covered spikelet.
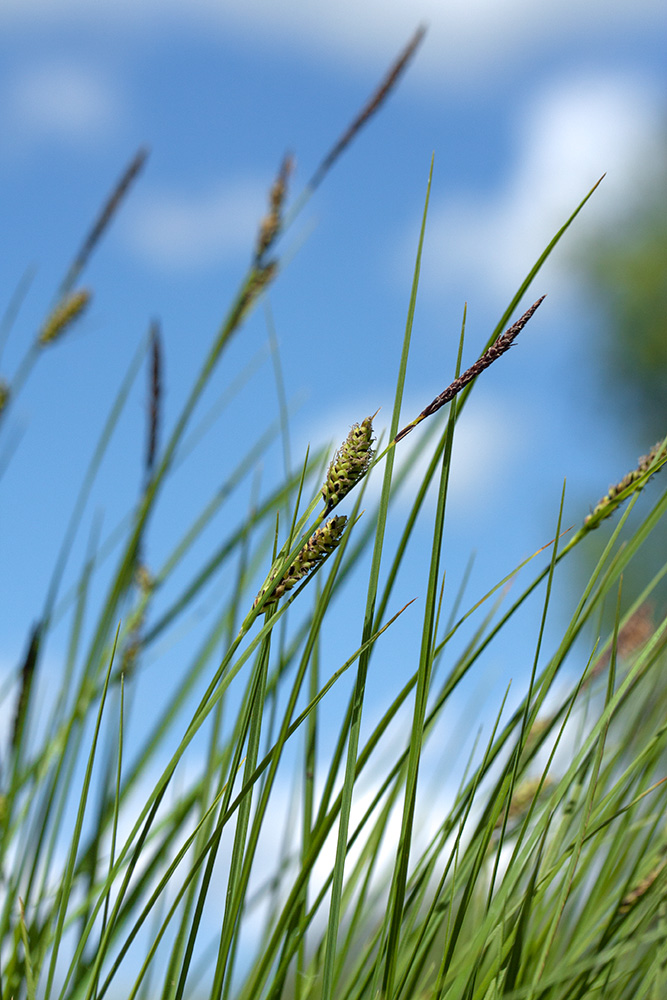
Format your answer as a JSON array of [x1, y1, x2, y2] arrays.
[[585, 440, 667, 526], [321, 416, 375, 513], [254, 515, 347, 609], [39, 289, 91, 346]]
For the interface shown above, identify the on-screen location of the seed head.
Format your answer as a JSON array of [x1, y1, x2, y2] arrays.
[[585, 440, 667, 526], [255, 154, 294, 263], [39, 289, 91, 346], [619, 855, 667, 914], [254, 515, 347, 609], [322, 416, 375, 513]]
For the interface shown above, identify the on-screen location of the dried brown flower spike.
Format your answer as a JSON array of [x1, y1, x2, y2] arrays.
[[39, 289, 91, 346], [254, 515, 347, 609], [394, 296, 545, 443], [322, 416, 375, 513]]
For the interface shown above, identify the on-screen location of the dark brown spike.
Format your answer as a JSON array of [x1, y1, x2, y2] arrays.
[[146, 321, 162, 482], [308, 26, 426, 193], [61, 147, 149, 295], [394, 296, 546, 444]]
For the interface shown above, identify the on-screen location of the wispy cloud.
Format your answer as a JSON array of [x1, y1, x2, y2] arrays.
[[0, 1, 664, 83], [125, 179, 266, 270], [304, 394, 526, 514], [2, 62, 121, 146], [407, 72, 665, 298]]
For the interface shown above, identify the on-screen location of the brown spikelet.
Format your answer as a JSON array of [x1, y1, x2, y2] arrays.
[[619, 855, 667, 914], [0, 378, 9, 413], [11, 622, 41, 751], [146, 321, 162, 482], [309, 26, 426, 192], [523, 715, 554, 756], [121, 566, 154, 677], [120, 613, 144, 678], [394, 296, 546, 443], [232, 261, 278, 327], [586, 601, 655, 685], [584, 440, 667, 527], [135, 562, 155, 594], [61, 147, 149, 294], [39, 288, 91, 346], [255, 154, 294, 263], [322, 415, 375, 513], [254, 515, 347, 609], [495, 777, 552, 833]]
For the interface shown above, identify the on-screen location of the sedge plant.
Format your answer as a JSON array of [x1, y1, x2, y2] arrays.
[[2, 27, 667, 1000]]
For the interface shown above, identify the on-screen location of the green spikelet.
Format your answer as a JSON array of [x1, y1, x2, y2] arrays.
[[585, 440, 667, 526], [39, 289, 91, 346], [321, 416, 375, 513], [254, 515, 347, 609]]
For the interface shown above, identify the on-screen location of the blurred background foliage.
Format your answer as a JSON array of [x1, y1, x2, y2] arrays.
[[583, 133, 667, 438], [571, 133, 667, 628]]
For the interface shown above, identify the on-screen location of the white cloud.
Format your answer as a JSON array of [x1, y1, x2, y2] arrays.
[[0, 1, 664, 83], [303, 394, 527, 513], [126, 179, 267, 269], [412, 72, 666, 298], [3, 63, 121, 144]]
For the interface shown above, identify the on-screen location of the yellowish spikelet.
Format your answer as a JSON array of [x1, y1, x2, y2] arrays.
[[585, 440, 667, 526], [39, 289, 91, 346]]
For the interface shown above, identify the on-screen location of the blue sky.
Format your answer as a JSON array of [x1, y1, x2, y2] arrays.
[[1, 0, 666, 711], [1, 0, 667, 980], [1, 0, 666, 703]]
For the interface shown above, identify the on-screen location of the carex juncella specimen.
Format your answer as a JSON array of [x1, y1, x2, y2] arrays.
[[322, 416, 375, 513], [584, 439, 667, 526], [39, 289, 91, 346], [253, 515, 347, 608]]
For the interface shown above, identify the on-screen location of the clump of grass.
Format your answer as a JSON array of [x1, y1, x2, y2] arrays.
[[2, 27, 667, 1000]]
